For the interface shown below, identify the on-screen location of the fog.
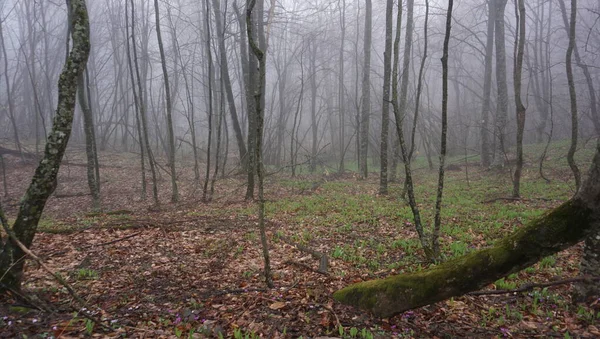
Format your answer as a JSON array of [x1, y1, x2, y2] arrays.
[[1, 0, 599, 173]]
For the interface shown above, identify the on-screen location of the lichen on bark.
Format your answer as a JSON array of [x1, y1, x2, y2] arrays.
[[0, 0, 90, 291]]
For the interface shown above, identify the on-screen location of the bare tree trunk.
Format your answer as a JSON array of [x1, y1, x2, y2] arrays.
[[512, 0, 526, 198], [408, 0, 429, 163], [399, 0, 415, 197], [209, 80, 225, 201], [0, 19, 23, 160], [131, 0, 159, 205], [247, 0, 272, 288], [309, 41, 318, 173], [480, 0, 495, 167], [338, 0, 347, 174], [0, 0, 90, 291], [291, 56, 305, 177], [213, 0, 249, 169], [125, 0, 147, 199], [432, 0, 453, 259], [389, 2, 403, 183], [359, 0, 372, 178], [203, 0, 215, 202], [78, 71, 101, 210], [154, 0, 179, 203], [390, 0, 434, 260], [491, 0, 509, 168], [378, 0, 393, 194]]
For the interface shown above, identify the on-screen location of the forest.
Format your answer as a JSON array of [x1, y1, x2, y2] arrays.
[[1, 0, 600, 337]]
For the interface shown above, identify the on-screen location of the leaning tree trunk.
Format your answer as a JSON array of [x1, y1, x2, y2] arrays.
[[0, 0, 90, 292], [334, 140, 600, 318]]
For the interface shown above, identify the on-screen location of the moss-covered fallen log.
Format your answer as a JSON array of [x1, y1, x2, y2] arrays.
[[334, 143, 600, 318]]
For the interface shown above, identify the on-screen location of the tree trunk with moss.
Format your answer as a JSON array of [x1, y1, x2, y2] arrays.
[[334, 142, 600, 317], [0, 0, 90, 292]]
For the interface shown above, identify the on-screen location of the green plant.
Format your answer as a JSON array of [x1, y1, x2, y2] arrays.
[[76, 268, 99, 280], [495, 278, 517, 290], [85, 318, 94, 335], [539, 256, 556, 269], [449, 241, 468, 257]]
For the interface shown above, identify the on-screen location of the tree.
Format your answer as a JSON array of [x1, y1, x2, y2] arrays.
[[0, 17, 23, 160], [153, 0, 179, 203], [212, 0, 249, 170], [0, 0, 90, 291], [559, 0, 581, 192], [479, 0, 495, 167], [202, 0, 215, 202], [378, 0, 393, 194], [334, 139, 600, 317], [512, 0, 526, 198], [247, 0, 273, 288], [130, 0, 159, 205], [557, 0, 599, 303], [490, 0, 508, 168], [78, 70, 101, 210], [359, 0, 372, 178]]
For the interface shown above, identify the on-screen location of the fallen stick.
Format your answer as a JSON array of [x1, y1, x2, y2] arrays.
[[54, 192, 92, 198], [468, 276, 600, 296], [80, 231, 142, 250]]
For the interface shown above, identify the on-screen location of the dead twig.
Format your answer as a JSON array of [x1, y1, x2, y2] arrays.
[[79, 231, 142, 250], [483, 197, 558, 204], [468, 276, 600, 296]]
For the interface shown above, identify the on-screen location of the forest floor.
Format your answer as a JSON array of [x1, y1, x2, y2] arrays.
[[1, 140, 600, 338]]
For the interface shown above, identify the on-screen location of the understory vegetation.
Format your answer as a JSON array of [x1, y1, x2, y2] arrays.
[[1, 140, 599, 338]]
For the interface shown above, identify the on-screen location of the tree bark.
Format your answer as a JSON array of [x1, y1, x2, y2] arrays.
[[480, 0, 495, 167], [512, 0, 526, 198], [490, 0, 509, 168], [125, 0, 147, 199], [0, 18, 23, 160], [78, 71, 101, 210], [359, 0, 372, 178], [432, 0, 453, 259], [247, 0, 272, 288], [0, 0, 90, 291], [334, 142, 600, 317], [153, 0, 179, 203], [131, 0, 159, 205], [559, 0, 581, 192], [213, 0, 248, 169], [378, 0, 393, 195]]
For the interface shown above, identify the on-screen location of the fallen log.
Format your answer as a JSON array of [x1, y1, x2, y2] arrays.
[[333, 143, 600, 318]]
